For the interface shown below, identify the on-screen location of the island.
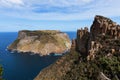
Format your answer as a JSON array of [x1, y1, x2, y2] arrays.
[[34, 15, 120, 80], [8, 30, 71, 56]]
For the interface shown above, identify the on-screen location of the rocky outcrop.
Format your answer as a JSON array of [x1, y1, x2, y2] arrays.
[[97, 72, 111, 80], [76, 15, 120, 60], [34, 15, 120, 80], [76, 27, 90, 56], [71, 39, 76, 49], [8, 30, 71, 56], [90, 15, 120, 40], [87, 15, 120, 60]]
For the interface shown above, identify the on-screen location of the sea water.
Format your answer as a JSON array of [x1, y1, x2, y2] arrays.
[[0, 32, 76, 80]]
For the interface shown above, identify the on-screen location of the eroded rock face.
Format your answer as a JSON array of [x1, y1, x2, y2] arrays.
[[87, 15, 120, 60], [8, 30, 71, 56], [90, 15, 120, 40], [71, 39, 76, 49], [76, 15, 120, 60], [76, 27, 90, 56], [34, 15, 120, 80]]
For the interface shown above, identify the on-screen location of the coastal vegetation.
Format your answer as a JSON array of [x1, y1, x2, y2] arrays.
[[34, 15, 120, 80], [0, 65, 3, 80]]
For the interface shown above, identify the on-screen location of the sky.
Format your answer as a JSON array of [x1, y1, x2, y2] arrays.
[[0, 0, 120, 32]]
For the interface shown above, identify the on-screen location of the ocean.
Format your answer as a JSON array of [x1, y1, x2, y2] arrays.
[[0, 32, 76, 80]]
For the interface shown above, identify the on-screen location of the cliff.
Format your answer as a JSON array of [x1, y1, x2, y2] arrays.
[[8, 30, 71, 56], [76, 27, 90, 56], [34, 15, 120, 80]]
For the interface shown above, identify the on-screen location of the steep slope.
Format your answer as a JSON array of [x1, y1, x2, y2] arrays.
[[34, 15, 120, 80], [34, 47, 80, 80], [8, 30, 71, 56]]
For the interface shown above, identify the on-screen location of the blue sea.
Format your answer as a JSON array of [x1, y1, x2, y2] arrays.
[[0, 32, 76, 80]]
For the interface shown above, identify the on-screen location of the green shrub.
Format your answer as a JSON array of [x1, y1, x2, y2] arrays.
[[0, 65, 3, 80]]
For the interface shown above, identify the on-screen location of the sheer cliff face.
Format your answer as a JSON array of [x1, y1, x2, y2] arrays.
[[8, 30, 71, 56], [90, 15, 120, 40], [76, 27, 90, 56], [76, 15, 120, 60], [34, 15, 120, 80], [87, 15, 120, 60]]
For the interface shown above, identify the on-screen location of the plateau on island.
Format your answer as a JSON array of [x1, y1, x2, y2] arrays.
[[8, 30, 71, 56]]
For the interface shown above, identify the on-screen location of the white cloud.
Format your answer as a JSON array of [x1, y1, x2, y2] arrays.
[[48, 0, 93, 7], [0, 0, 120, 20], [6, 0, 23, 4], [82, 0, 93, 3], [0, 0, 24, 8], [0, 0, 93, 8]]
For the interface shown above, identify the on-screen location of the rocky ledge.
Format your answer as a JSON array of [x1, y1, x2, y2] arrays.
[[8, 30, 71, 56], [34, 15, 120, 80]]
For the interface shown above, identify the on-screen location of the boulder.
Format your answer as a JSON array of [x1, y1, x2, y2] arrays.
[[97, 72, 111, 80]]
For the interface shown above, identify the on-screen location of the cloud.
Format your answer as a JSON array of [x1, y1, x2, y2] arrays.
[[0, 0, 24, 8], [6, 0, 23, 4], [0, 0, 120, 20]]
